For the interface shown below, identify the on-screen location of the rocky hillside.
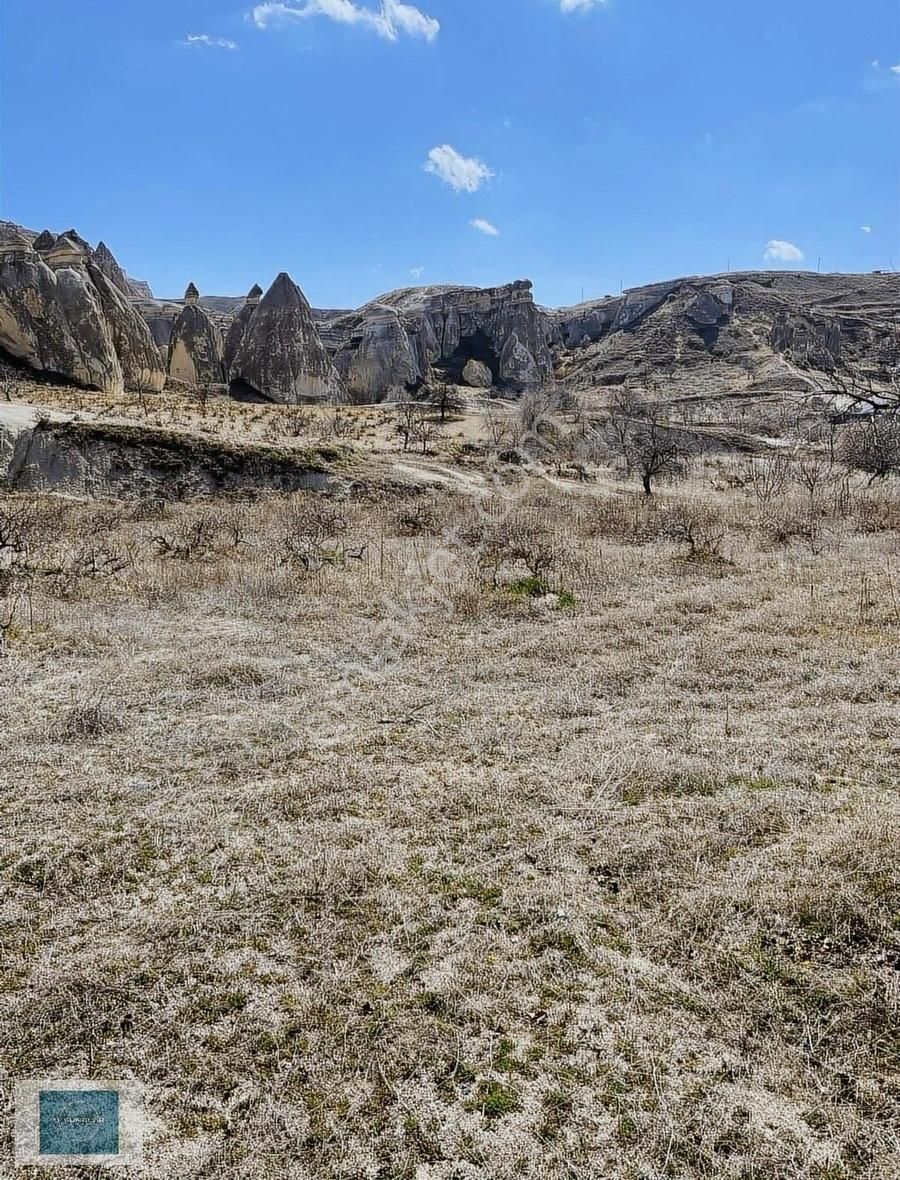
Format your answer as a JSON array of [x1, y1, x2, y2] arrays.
[[1, 219, 896, 407], [551, 270, 900, 403]]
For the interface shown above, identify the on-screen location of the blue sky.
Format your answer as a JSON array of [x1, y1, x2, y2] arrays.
[[1, 0, 898, 308]]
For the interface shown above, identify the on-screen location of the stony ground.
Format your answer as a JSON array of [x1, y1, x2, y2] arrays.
[[1, 419, 899, 1178]]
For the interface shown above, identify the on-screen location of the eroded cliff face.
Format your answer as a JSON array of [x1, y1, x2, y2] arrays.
[[320, 279, 553, 400], [0, 248, 125, 392], [229, 273, 344, 403], [0, 233, 165, 394]]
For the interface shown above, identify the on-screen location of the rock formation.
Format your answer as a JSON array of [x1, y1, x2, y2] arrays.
[[770, 311, 841, 371], [223, 284, 263, 374], [462, 358, 493, 388], [167, 285, 226, 386], [93, 241, 132, 296], [229, 273, 344, 403], [0, 230, 164, 394], [321, 279, 552, 400], [332, 304, 421, 400]]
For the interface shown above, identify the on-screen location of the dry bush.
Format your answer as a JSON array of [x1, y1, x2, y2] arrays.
[[852, 488, 900, 534], [278, 497, 366, 572], [838, 412, 900, 482]]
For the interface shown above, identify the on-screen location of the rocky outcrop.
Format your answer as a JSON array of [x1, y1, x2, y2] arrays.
[[462, 358, 493, 388], [321, 279, 552, 400], [88, 266, 167, 392], [770, 311, 841, 371], [230, 273, 344, 403], [167, 286, 226, 386], [93, 241, 132, 296], [332, 304, 421, 400], [1, 404, 341, 499], [500, 333, 541, 392], [0, 236, 164, 394], [223, 284, 262, 374]]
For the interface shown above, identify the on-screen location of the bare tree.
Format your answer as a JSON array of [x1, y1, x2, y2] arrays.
[[428, 382, 464, 423], [395, 401, 424, 453], [630, 422, 694, 495], [604, 387, 649, 474]]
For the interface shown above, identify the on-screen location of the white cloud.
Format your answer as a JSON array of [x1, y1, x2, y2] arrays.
[[860, 225, 873, 234], [251, 0, 439, 41], [891, 64, 900, 75], [409, 266, 425, 279], [181, 34, 239, 50], [764, 239, 805, 262], [560, 0, 607, 11], [471, 218, 499, 236], [424, 145, 493, 193]]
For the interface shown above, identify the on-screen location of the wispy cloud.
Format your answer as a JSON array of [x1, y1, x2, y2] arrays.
[[424, 145, 493, 193], [764, 239, 804, 263], [409, 266, 425, 279], [892, 63, 900, 75], [559, 0, 608, 12], [181, 34, 239, 50], [471, 218, 499, 236], [251, 0, 439, 42], [860, 225, 873, 234]]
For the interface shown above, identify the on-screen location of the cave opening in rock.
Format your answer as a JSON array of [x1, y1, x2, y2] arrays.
[[437, 329, 501, 384], [229, 378, 274, 404]]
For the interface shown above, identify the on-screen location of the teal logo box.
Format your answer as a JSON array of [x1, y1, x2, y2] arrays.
[[39, 1089, 120, 1156]]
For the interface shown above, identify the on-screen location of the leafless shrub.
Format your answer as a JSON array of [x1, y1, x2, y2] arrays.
[[320, 407, 358, 440], [280, 499, 365, 572], [852, 490, 900, 534], [152, 516, 220, 561], [271, 403, 312, 438], [745, 454, 789, 510], [392, 496, 443, 537], [662, 502, 728, 561], [838, 413, 900, 483]]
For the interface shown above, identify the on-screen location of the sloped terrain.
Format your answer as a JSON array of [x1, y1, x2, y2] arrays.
[[551, 271, 900, 406]]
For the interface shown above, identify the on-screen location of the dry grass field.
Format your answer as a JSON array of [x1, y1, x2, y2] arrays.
[[1, 398, 899, 1178]]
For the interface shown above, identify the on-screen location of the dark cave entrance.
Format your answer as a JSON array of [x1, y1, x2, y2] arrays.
[[435, 329, 501, 385]]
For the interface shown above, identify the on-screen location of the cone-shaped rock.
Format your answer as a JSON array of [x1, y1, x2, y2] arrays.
[[224, 284, 263, 375], [93, 241, 132, 296], [230, 273, 344, 403], [32, 230, 56, 253], [184, 282, 200, 305], [168, 302, 225, 386]]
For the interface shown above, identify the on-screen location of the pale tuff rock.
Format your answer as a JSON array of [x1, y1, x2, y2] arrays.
[[462, 358, 493, 388], [0, 239, 164, 394], [499, 332, 541, 393], [770, 311, 841, 371], [167, 285, 226, 386], [88, 265, 167, 392], [333, 304, 421, 400], [229, 273, 344, 403]]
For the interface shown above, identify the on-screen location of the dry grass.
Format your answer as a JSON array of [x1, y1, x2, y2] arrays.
[[1, 447, 899, 1178]]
